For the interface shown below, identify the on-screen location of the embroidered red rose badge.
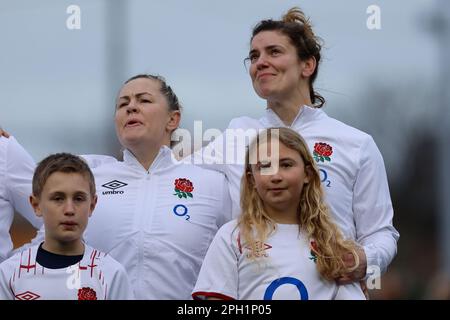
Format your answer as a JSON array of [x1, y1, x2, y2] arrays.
[[313, 142, 333, 162], [78, 287, 97, 300], [173, 178, 194, 198]]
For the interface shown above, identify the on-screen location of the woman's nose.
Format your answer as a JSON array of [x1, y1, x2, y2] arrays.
[[126, 101, 139, 114], [255, 54, 269, 70]]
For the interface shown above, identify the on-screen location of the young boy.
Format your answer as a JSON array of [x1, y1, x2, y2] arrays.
[[0, 153, 134, 300]]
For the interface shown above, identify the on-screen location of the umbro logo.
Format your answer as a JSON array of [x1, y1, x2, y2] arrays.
[[102, 180, 127, 195], [15, 291, 40, 300]]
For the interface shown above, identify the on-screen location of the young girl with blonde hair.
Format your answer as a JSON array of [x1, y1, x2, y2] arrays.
[[193, 127, 365, 299]]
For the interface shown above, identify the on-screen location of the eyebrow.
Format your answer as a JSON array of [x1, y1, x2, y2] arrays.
[[249, 45, 283, 56], [118, 92, 154, 100], [279, 157, 295, 162]]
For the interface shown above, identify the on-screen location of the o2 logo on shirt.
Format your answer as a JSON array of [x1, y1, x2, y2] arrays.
[[264, 277, 309, 300], [319, 169, 331, 188], [172, 204, 191, 221]]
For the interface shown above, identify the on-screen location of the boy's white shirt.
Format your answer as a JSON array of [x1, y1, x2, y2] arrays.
[[0, 243, 134, 300]]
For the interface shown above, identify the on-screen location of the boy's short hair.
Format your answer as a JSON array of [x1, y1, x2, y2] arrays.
[[32, 153, 96, 198]]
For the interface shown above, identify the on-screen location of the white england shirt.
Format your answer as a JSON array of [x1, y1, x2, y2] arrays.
[[82, 146, 232, 299], [195, 106, 399, 275], [0, 243, 134, 300], [192, 220, 365, 300], [0, 136, 42, 263]]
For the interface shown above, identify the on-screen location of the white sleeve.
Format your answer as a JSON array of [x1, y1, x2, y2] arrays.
[[0, 259, 15, 300], [79, 154, 117, 168], [353, 136, 399, 275], [216, 173, 233, 227], [4, 137, 41, 229], [191, 131, 228, 174], [334, 283, 366, 300], [193, 118, 254, 219], [192, 223, 239, 300], [103, 258, 135, 300]]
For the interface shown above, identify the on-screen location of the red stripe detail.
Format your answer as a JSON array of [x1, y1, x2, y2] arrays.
[[27, 248, 32, 272], [9, 277, 14, 297], [99, 271, 102, 280], [237, 232, 243, 254], [79, 261, 87, 270], [89, 250, 98, 277], [19, 248, 36, 273], [192, 291, 235, 300], [18, 251, 23, 278]]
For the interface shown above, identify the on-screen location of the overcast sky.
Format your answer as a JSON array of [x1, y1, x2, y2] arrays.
[[0, 0, 440, 162]]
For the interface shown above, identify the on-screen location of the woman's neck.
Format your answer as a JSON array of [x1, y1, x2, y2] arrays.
[[267, 89, 312, 126], [129, 145, 162, 171]]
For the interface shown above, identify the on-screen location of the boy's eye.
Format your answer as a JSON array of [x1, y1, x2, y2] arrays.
[[74, 195, 87, 202]]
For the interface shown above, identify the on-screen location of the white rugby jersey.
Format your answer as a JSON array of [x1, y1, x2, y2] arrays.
[[81, 146, 232, 299], [195, 106, 399, 275], [0, 136, 42, 263], [0, 243, 133, 300], [192, 221, 365, 300]]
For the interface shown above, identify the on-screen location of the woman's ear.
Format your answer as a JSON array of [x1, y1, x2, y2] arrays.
[[166, 110, 181, 132], [301, 56, 317, 78]]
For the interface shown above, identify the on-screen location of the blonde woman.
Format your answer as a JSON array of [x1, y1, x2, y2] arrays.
[[193, 128, 365, 300]]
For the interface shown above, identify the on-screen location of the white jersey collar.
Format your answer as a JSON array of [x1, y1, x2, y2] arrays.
[[261, 105, 325, 129], [123, 146, 177, 173]]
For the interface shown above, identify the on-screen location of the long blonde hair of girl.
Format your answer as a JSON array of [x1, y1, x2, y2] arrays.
[[238, 127, 359, 281]]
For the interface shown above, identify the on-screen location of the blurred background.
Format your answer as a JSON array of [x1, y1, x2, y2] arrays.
[[1, 0, 449, 299]]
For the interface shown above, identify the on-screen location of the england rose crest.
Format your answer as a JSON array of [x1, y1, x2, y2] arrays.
[[173, 178, 194, 198], [313, 142, 333, 162], [78, 287, 97, 300]]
